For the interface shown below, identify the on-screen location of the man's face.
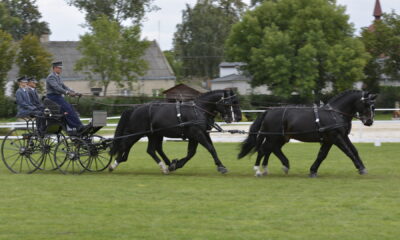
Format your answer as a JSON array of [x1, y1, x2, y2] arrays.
[[53, 66, 62, 74], [19, 82, 27, 88], [28, 81, 36, 88]]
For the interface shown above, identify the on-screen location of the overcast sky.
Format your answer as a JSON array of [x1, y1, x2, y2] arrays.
[[36, 0, 399, 51]]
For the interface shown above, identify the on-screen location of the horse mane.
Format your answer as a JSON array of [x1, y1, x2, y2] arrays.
[[195, 90, 225, 100], [327, 90, 362, 104]]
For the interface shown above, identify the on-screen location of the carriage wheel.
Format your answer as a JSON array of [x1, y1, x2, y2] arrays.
[[1, 128, 42, 174], [54, 137, 90, 174], [84, 135, 112, 172], [35, 134, 66, 171]]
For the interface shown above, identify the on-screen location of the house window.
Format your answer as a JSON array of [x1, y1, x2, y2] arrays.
[[91, 88, 102, 96]]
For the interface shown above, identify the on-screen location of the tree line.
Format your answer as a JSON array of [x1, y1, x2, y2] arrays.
[[0, 0, 156, 98], [172, 0, 400, 101], [0, 0, 399, 102]]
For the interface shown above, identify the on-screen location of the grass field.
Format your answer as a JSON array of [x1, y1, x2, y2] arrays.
[[0, 142, 399, 240]]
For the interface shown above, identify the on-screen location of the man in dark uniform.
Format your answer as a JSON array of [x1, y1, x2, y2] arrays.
[[46, 61, 85, 132], [27, 77, 44, 110], [15, 76, 42, 118]]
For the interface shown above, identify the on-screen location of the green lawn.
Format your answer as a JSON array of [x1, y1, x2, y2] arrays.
[[0, 142, 399, 240]]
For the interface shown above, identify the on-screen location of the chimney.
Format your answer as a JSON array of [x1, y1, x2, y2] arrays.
[[40, 34, 49, 43]]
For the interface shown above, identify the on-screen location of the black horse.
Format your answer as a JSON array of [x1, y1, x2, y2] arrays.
[[109, 89, 242, 174], [238, 90, 377, 177]]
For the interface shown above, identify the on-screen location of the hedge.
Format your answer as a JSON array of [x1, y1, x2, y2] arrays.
[[1, 87, 398, 119]]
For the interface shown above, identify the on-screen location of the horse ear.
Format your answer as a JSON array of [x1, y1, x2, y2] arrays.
[[369, 94, 377, 100], [223, 89, 228, 97]]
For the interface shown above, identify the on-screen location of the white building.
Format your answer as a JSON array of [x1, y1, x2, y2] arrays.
[[211, 62, 270, 95]]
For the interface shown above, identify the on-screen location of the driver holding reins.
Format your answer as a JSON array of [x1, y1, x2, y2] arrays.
[[46, 61, 89, 133]]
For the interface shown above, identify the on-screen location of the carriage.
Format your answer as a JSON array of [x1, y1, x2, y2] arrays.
[[0, 98, 111, 174]]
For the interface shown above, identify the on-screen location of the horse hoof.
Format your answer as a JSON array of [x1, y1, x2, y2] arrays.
[[255, 172, 263, 177], [309, 172, 318, 178], [359, 168, 368, 175], [168, 159, 178, 172], [262, 171, 268, 176], [282, 166, 289, 174], [108, 166, 114, 172], [217, 166, 228, 174]]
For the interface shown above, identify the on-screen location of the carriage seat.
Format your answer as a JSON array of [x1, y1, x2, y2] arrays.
[[41, 98, 66, 134]]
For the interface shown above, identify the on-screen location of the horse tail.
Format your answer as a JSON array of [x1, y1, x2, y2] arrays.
[[110, 107, 136, 156], [238, 110, 267, 159]]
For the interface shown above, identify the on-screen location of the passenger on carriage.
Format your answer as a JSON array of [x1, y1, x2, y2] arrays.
[[15, 76, 43, 118], [46, 61, 90, 134], [27, 77, 44, 111]]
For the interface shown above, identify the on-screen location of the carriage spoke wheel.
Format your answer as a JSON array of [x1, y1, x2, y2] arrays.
[[54, 137, 90, 174], [84, 135, 112, 172], [36, 134, 66, 171], [1, 128, 42, 174]]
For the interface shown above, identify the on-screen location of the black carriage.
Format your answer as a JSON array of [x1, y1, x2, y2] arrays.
[[1, 98, 111, 174]]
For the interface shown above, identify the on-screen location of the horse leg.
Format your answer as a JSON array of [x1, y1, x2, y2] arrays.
[[254, 140, 271, 177], [261, 148, 272, 176], [153, 135, 171, 166], [147, 136, 169, 175], [109, 135, 142, 172], [309, 142, 333, 178], [196, 132, 228, 174], [253, 151, 264, 177], [271, 141, 290, 174], [335, 135, 367, 175], [169, 139, 198, 172], [252, 135, 268, 176]]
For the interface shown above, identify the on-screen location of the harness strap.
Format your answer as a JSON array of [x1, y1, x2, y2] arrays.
[[176, 101, 186, 138], [313, 104, 324, 141], [281, 107, 287, 136], [149, 103, 153, 133], [176, 101, 183, 125]]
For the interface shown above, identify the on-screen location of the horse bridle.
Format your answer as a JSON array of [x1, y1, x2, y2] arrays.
[[326, 91, 375, 121], [192, 91, 237, 122], [216, 91, 236, 122]]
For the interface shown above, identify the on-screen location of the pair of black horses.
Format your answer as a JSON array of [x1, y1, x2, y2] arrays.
[[109, 89, 377, 177]]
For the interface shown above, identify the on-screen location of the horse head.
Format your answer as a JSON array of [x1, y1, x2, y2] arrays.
[[355, 92, 377, 126], [216, 89, 242, 123]]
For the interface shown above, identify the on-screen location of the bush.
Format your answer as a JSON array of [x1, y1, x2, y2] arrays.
[[375, 86, 400, 108], [0, 97, 17, 118]]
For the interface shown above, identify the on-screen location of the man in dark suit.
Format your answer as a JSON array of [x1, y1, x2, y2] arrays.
[[15, 76, 42, 118], [46, 61, 86, 132]]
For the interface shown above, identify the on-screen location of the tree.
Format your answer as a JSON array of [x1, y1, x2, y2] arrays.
[[0, 30, 16, 98], [0, 2, 20, 34], [66, 0, 158, 24], [16, 34, 52, 92], [225, 0, 369, 99], [75, 15, 149, 96], [1, 0, 50, 40], [173, 0, 246, 80], [360, 12, 400, 92], [163, 50, 183, 82]]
